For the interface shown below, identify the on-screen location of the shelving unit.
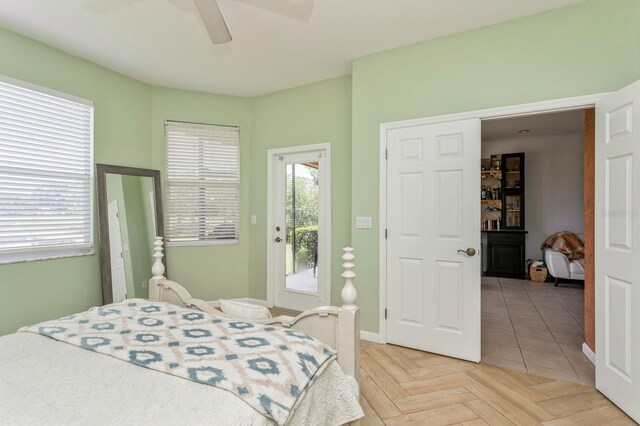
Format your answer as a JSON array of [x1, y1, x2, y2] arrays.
[[482, 152, 526, 278], [481, 163, 503, 230]]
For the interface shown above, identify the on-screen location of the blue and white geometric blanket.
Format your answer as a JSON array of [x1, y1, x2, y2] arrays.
[[19, 299, 337, 425]]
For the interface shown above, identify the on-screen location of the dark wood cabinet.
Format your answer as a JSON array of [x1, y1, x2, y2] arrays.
[[485, 230, 527, 278]]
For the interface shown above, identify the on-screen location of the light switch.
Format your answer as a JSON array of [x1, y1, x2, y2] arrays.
[[355, 216, 372, 229], [251, 215, 257, 225]]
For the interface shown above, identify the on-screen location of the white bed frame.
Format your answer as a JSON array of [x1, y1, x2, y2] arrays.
[[148, 237, 360, 380]]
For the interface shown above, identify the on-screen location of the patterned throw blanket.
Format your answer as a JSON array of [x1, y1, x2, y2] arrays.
[[541, 231, 585, 261], [19, 299, 336, 425]]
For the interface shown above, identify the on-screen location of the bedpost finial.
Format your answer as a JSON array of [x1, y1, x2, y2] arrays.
[[341, 247, 357, 310], [152, 236, 166, 280]]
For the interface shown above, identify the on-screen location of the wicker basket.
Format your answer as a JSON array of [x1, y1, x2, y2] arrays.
[[530, 265, 548, 283]]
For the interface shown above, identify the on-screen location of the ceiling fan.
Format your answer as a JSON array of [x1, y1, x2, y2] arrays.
[[193, 0, 313, 45], [193, 0, 232, 44], [86, 0, 312, 45]]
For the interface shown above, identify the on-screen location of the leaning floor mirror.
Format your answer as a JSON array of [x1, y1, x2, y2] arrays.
[[96, 164, 165, 305]]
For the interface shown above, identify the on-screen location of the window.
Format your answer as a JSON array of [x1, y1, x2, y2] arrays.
[[165, 121, 240, 245], [0, 76, 94, 264]]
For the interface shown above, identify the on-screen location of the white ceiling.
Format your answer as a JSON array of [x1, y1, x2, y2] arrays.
[[0, 0, 585, 97], [482, 110, 586, 141]]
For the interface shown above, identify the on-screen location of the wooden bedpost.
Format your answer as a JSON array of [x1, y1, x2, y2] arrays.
[[149, 236, 166, 301], [338, 247, 360, 381]]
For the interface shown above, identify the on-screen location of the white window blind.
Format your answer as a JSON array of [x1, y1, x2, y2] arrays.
[[0, 76, 94, 264], [165, 121, 240, 245]]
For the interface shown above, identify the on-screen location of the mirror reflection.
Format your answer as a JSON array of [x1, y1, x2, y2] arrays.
[[97, 164, 164, 305], [106, 174, 156, 301]]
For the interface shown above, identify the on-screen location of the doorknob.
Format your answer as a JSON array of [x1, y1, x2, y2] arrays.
[[274, 237, 282, 243], [458, 248, 476, 256]]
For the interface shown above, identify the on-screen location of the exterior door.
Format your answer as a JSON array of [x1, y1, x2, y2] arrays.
[[108, 200, 128, 302], [269, 145, 330, 312], [595, 79, 640, 423], [386, 118, 481, 362]]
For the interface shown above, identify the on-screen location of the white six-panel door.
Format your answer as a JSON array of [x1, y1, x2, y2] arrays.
[[386, 118, 481, 362], [596, 79, 640, 423]]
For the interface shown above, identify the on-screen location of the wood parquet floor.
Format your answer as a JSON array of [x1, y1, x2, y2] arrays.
[[359, 340, 636, 425]]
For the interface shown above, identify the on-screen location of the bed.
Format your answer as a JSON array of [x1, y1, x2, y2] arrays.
[[0, 240, 363, 425]]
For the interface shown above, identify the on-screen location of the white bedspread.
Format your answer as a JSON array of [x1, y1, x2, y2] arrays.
[[0, 333, 363, 425]]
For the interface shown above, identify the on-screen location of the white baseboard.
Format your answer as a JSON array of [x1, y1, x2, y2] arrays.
[[582, 342, 596, 365], [360, 331, 380, 343]]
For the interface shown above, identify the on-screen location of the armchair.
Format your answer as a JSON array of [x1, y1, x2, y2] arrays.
[[544, 248, 585, 286]]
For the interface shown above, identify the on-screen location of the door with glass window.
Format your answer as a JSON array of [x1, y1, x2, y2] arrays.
[[269, 145, 330, 312]]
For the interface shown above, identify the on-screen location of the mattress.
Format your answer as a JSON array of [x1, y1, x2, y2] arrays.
[[0, 333, 363, 425]]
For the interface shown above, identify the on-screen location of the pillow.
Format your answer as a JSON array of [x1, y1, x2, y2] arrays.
[[219, 299, 272, 320]]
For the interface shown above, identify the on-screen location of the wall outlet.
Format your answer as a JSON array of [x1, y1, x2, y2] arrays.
[[142, 281, 147, 288], [251, 215, 257, 225], [355, 216, 373, 229]]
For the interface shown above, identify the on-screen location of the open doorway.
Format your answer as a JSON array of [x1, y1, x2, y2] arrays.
[[480, 109, 595, 386]]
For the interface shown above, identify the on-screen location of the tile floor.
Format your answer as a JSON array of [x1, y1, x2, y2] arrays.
[[481, 276, 595, 387]]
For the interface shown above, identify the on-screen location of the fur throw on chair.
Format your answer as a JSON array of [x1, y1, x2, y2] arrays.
[[541, 232, 585, 261]]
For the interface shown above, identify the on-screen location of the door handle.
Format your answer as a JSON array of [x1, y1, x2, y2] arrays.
[[274, 237, 282, 243], [458, 248, 476, 256]]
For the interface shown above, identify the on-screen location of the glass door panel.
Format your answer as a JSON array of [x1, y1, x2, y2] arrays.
[[284, 162, 319, 294], [504, 156, 522, 189], [505, 194, 522, 228]]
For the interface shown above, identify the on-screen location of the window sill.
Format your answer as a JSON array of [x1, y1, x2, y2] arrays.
[[0, 250, 95, 266]]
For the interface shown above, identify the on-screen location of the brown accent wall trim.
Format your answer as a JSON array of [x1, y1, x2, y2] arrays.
[[584, 108, 595, 351]]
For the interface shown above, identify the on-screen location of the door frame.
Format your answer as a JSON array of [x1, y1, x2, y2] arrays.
[[266, 143, 332, 308], [379, 93, 608, 344]]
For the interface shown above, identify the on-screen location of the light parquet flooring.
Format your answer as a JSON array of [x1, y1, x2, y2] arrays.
[[360, 340, 635, 425]]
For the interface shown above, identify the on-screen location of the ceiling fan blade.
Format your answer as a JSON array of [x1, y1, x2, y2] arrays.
[[193, 0, 232, 45], [234, 0, 313, 21]]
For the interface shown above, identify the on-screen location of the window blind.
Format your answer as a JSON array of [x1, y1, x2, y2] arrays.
[[165, 121, 240, 244], [0, 76, 93, 263]]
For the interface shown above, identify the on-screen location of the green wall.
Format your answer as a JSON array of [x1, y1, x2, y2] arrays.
[[351, 0, 640, 332], [248, 76, 352, 305], [1, 0, 639, 337], [0, 27, 152, 336], [150, 87, 253, 301]]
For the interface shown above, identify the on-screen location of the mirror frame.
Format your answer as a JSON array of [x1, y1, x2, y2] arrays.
[[96, 164, 165, 305]]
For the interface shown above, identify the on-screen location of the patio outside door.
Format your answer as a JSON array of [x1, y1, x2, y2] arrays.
[[268, 144, 331, 312]]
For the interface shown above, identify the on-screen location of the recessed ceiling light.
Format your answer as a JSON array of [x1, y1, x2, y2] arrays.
[[518, 129, 531, 134]]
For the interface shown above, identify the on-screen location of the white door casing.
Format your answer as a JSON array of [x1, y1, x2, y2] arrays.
[[595, 79, 640, 423], [108, 200, 128, 303], [267, 144, 331, 312], [385, 119, 481, 362]]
